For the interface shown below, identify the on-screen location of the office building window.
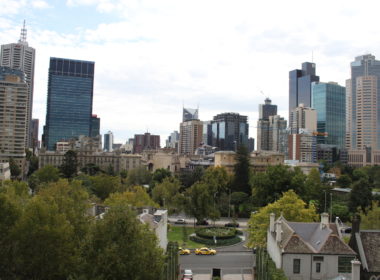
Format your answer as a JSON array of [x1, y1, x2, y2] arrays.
[[293, 259, 301, 274]]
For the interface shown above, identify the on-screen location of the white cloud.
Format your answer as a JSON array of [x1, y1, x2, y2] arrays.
[[31, 0, 51, 9], [0, 0, 27, 15]]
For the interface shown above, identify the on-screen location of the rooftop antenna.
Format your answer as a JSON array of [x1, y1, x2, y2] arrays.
[[19, 20, 27, 43]]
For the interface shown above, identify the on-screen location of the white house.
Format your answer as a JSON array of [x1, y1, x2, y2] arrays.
[[139, 208, 168, 251]]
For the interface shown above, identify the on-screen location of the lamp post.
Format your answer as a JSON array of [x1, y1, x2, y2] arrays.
[[228, 188, 231, 219]]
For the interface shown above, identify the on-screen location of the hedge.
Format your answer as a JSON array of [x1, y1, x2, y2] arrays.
[[190, 235, 242, 246], [195, 227, 236, 240]]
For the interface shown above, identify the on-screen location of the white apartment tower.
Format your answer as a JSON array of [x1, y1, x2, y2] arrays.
[[0, 21, 35, 148]]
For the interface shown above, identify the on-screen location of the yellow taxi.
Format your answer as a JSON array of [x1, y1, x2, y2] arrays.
[[179, 247, 191, 255], [194, 247, 216, 255]]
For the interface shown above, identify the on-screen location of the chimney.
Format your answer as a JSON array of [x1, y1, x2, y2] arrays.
[[351, 214, 361, 235], [270, 213, 275, 233], [320, 213, 329, 229], [276, 221, 282, 243], [351, 259, 361, 280]]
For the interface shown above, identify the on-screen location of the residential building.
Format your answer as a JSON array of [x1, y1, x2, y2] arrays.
[[267, 213, 357, 280], [257, 115, 288, 154], [346, 54, 380, 166], [42, 57, 95, 150], [349, 216, 380, 280], [90, 114, 100, 137], [0, 67, 28, 174], [103, 131, 113, 152], [133, 132, 160, 154], [0, 21, 35, 148], [312, 81, 346, 149], [288, 133, 317, 163], [289, 62, 320, 120], [179, 119, 203, 155], [0, 162, 11, 180], [211, 112, 248, 151], [183, 107, 198, 121], [31, 119, 39, 150], [289, 104, 317, 134]]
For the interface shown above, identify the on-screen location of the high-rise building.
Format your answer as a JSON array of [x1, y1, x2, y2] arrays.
[[257, 98, 279, 151], [259, 98, 277, 120], [1, 21, 35, 148], [179, 120, 203, 155], [202, 120, 213, 146], [0, 67, 28, 174], [133, 132, 160, 154], [42, 57, 95, 150], [104, 131, 114, 152], [257, 115, 287, 154], [289, 62, 319, 120], [288, 133, 317, 163], [166, 131, 179, 150], [289, 104, 317, 134], [312, 81, 346, 149], [247, 137, 255, 153], [211, 113, 248, 151], [90, 114, 100, 137], [31, 119, 39, 150], [183, 107, 199, 122]]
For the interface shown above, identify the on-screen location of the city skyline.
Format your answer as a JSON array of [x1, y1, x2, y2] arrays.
[[1, 1, 380, 143]]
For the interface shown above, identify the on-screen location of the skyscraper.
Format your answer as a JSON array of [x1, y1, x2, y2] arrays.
[[42, 57, 95, 150], [289, 104, 317, 134], [31, 119, 39, 150], [211, 113, 248, 151], [104, 131, 114, 152], [0, 67, 28, 173], [257, 98, 278, 151], [183, 107, 199, 122], [312, 81, 346, 149], [90, 114, 100, 137], [179, 120, 203, 155], [289, 62, 319, 120], [0, 21, 35, 148]]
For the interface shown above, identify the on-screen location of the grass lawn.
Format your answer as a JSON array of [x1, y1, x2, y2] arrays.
[[168, 225, 208, 249]]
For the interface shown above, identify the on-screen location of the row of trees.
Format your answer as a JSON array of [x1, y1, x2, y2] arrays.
[[0, 179, 165, 279]]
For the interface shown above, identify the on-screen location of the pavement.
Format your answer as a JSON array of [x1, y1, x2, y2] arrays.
[[169, 216, 249, 228]]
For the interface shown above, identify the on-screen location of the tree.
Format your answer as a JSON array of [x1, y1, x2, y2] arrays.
[[184, 182, 217, 222], [359, 201, 380, 229], [105, 186, 159, 208], [89, 174, 123, 200], [152, 168, 172, 184], [232, 145, 251, 193], [9, 157, 21, 179], [28, 165, 60, 192], [349, 178, 373, 213], [337, 174, 352, 188], [152, 177, 181, 211], [81, 206, 164, 279], [247, 190, 318, 248], [179, 166, 204, 189], [303, 168, 322, 203], [81, 163, 101, 176], [125, 166, 152, 186], [202, 166, 230, 193], [10, 197, 78, 279], [60, 150, 78, 179]]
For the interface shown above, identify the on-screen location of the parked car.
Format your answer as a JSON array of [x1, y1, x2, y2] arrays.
[[175, 218, 186, 224], [179, 247, 191, 255], [195, 247, 216, 255], [224, 222, 239, 228], [182, 269, 193, 279], [196, 219, 209, 226]]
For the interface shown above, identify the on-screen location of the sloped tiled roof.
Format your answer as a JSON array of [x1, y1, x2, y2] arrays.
[[276, 217, 356, 255], [359, 230, 380, 272]]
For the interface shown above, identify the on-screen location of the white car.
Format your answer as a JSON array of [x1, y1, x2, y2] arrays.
[[175, 218, 186, 224], [182, 269, 193, 279]]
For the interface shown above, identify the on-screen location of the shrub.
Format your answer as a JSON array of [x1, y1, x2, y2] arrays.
[[195, 227, 236, 240], [190, 235, 241, 246]]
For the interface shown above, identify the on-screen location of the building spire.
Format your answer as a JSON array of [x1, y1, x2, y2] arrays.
[[19, 20, 27, 44]]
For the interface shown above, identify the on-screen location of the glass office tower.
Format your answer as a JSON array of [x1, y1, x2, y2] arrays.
[[43, 57, 95, 150], [312, 82, 346, 149], [289, 62, 319, 120]]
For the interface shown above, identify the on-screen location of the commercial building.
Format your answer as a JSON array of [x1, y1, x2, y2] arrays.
[[103, 131, 113, 152], [182, 107, 198, 121], [259, 97, 277, 120], [257, 115, 287, 154], [312, 82, 346, 149], [288, 133, 317, 163], [0, 21, 35, 148], [211, 112, 248, 151], [202, 120, 213, 146], [31, 119, 39, 150], [346, 54, 380, 166], [90, 114, 100, 137], [289, 62, 319, 121], [42, 57, 95, 150], [257, 98, 278, 151], [165, 131, 179, 150], [289, 104, 317, 134], [179, 120, 203, 155], [0, 67, 28, 174], [133, 132, 160, 154]]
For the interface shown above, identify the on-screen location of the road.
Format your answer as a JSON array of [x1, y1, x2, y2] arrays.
[[179, 252, 254, 279], [169, 216, 249, 228]]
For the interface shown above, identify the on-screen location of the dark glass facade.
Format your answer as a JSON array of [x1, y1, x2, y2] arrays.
[[43, 57, 94, 150], [289, 62, 319, 120], [312, 82, 346, 149], [259, 98, 277, 120], [211, 113, 248, 151], [90, 115, 100, 137]]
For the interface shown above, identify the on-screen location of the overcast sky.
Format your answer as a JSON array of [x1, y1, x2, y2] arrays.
[[1, 0, 380, 144]]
